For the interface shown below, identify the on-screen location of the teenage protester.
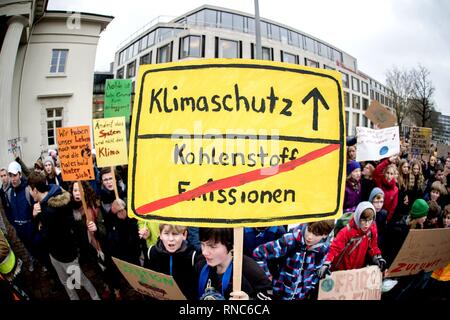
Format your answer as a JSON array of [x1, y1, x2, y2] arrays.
[[317, 202, 386, 277], [146, 224, 197, 300], [252, 220, 334, 300], [4, 162, 36, 272], [423, 155, 438, 181], [369, 187, 388, 248], [0, 229, 29, 300], [396, 159, 411, 219], [408, 159, 425, 205], [424, 164, 445, 200], [373, 156, 399, 222], [196, 228, 273, 300], [43, 156, 67, 190], [98, 166, 140, 300], [343, 160, 362, 213], [138, 220, 160, 265], [361, 162, 376, 201], [0, 168, 12, 218], [382, 199, 430, 300], [347, 145, 356, 162], [28, 171, 100, 300], [426, 181, 448, 211], [69, 181, 105, 264]]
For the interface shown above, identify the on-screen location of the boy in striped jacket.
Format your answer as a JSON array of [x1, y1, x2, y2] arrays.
[[253, 220, 334, 300]]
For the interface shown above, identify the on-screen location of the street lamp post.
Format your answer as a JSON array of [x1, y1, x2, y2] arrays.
[[254, 0, 262, 60]]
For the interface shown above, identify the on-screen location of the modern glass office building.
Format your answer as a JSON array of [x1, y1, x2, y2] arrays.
[[114, 4, 394, 135]]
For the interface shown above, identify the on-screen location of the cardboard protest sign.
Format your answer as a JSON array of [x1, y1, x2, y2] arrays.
[[386, 228, 450, 278], [408, 126, 432, 158], [7, 137, 22, 156], [437, 143, 450, 158], [112, 257, 186, 300], [93, 117, 128, 167], [364, 100, 397, 129], [104, 79, 132, 118], [128, 59, 345, 227], [318, 266, 382, 300], [356, 126, 400, 161], [56, 126, 94, 181]]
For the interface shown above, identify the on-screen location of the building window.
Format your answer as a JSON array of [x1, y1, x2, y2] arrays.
[[352, 77, 360, 92], [341, 72, 349, 88], [370, 89, 374, 100], [324, 65, 335, 70], [280, 51, 297, 64], [352, 112, 360, 133], [232, 14, 244, 31], [140, 52, 152, 65], [204, 9, 217, 27], [288, 30, 300, 47], [220, 11, 233, 29], [157, 42, 173, 63], [116, 67, 124, 79], [180, 35, 201, 58], [46, 108, 63, 146], [352, 94, 361, 109], [375, 92, 380, 102], [362, 82, 368, 95], [344, 91, 350, 108], [345, 111, 349, 135], [380, 95, 385, 105], [218, 39, 240, 58], [127, 60, 136, 78], [363, 115, 369, 127], [362, 98, 369, 111], [50, 49, 68, 73], [305, 58, 319, 68], [251, 45, 273, 60]]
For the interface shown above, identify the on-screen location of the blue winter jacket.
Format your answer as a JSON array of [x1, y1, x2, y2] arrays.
[[253, 224, 330, 300]]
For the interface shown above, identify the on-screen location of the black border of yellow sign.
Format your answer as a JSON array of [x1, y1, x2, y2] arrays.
[[131, 62, 344, 224]]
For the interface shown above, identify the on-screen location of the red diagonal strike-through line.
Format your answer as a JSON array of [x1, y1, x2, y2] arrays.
[[136, 143, 340, 215]]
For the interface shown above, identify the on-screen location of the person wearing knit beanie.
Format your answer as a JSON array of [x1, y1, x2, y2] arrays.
[[369, 187, 384, 203], [43, 156, 54, 167], [410, 199, 429, 220], [347, 160, 361, 177]]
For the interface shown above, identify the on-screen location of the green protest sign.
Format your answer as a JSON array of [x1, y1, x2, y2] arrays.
[[104, 79, 132, 118]]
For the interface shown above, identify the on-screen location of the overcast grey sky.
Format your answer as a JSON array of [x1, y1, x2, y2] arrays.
[[48, 0, 450, 114]]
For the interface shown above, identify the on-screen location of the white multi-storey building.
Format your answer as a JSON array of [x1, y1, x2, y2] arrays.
[[113, 4, 394, 137], [0, 0, 113, 165]]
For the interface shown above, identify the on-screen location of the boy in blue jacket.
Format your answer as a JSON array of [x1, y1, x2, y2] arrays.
[[253, 220, 334, 300]]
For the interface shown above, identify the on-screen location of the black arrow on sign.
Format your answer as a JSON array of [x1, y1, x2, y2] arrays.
[[301, 88, 330, 131]]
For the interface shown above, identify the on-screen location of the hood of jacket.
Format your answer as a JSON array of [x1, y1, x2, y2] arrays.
[[353, 201, 376, 230], [42, 184, 70, 208]]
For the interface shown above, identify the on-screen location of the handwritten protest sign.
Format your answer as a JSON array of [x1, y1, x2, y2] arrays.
[[104, 79, 132, 118], [364, 100, 397, 129], [356, 126, 400, 161], [318, 266, 382, 300], [407, 126, 432, 158], [93, 117, 128, 167], [128, 59, 345, 227], [112, 257, 186, 300], [386, 228, 450, 278], [56, 126, 94, 181], [7, 137, 22, 156]]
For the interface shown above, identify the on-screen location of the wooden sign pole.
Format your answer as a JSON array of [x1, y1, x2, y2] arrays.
[[110, 166, 120, 200], [78, 181, 92, 223], [232, 227, 244, 293]]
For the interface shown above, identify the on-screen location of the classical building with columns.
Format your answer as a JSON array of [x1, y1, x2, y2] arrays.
[[0, 0, 113, 166]]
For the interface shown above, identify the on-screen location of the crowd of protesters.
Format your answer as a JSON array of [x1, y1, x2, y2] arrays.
[[0, 139, 449, 301]]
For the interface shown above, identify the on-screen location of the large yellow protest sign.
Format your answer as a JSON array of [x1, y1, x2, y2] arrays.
[[93, 117, 128, 167], [128, 59, 345, 227]]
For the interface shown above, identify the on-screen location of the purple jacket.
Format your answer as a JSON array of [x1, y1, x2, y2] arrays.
[[343, 179, 361, 213]]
